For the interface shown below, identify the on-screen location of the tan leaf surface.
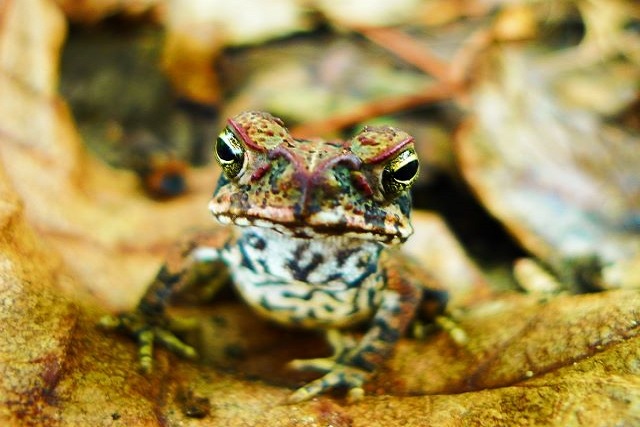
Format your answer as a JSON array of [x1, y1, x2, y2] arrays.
[[1, 1, 640, 426]]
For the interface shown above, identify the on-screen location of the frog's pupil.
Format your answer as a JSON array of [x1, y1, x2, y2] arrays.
[[216, 136, 238, 163], [393, 159, 418, 183]]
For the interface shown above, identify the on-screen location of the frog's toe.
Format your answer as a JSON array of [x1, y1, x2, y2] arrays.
[[287, 363, 369, 403], [100, 311, 198, 372], [137, 329, 155, 373], [288, 356, 336, 373], [98, 313, 126, 330], [99, 311, 148, 333], [154, 327, 198, 359], [288, 329, 358, 373], [134, 327, 197, 373], [435, 314, 468, 345]]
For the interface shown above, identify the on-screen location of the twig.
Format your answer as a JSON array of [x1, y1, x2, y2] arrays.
[[290, 81, 456, 138], [290, 25, 490, 136], [358, 26, 451, 83]]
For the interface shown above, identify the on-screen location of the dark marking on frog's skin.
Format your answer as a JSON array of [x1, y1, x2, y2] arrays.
[[362, 206, 388, 232], [367, 286, 378, 309], [356, 254, 372, 270], [373, 317, 402, 343], [347, 260, 381, 289], [396, 193, 412, 218], [284, 242, 326, 282], [237, 241, 258, 272], [245, 232, 267, 250], [287, 252, 325, 282], [346, 353, 377, 373], [323, 304, 336, 313], [279, 288, 339, 302]]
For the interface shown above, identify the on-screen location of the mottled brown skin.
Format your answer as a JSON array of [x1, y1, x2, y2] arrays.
[[102, 111, 445, 403]]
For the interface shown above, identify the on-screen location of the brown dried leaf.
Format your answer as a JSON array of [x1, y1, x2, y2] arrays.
[[0, 0, 215, 310], [162, 0, 311, 103], [2, 198, 640, 425]]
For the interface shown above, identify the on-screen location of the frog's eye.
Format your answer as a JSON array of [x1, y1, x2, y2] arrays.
[[381, 148, 419, 197], [215, 128, 245, 179]]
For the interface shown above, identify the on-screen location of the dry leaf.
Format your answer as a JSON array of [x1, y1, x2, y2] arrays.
[[162, 0, 311, 103], [457, 47, 640, 290], [404, 211, 492, 307], [54, 0, 160, 23], [2, 196, 640, 425], [0, 0, 215, 309], [314, 0, 423, 28], [576, 0, 640, 62]]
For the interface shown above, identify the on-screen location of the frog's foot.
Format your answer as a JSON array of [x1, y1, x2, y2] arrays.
[[99, 312, 198, 373], [288, 329, 356, 371], [287, 329, 368, 403], [287, 361, 369, 403], [435, 314, 468, 345]]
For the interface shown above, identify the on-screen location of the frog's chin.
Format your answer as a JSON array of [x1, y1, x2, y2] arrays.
[[214, 213, 407, 245]]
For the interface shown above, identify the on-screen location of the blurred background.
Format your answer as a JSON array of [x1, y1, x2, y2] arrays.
[[0, 1, 639, 424], [53, 0, 640, 294]]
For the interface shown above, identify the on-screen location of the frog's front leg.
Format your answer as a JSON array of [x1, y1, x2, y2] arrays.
[[287, 276, 423, 403], [100, 228, 234, 373]]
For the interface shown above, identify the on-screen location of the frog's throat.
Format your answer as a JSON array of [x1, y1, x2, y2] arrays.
[[225, 226, 386, 329]]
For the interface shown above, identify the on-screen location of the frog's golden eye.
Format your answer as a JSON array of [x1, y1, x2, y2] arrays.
[[215, 128, 245, 179], [381, 148, 419, 197]]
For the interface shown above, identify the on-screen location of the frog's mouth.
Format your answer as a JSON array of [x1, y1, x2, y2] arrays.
[[212, 212, 411, 245]]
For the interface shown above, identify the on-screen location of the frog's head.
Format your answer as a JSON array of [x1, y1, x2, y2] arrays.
[[209, 111, 420, 245]]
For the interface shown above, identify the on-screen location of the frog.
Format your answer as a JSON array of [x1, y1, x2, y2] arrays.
[[101, 111, 447, 403]]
